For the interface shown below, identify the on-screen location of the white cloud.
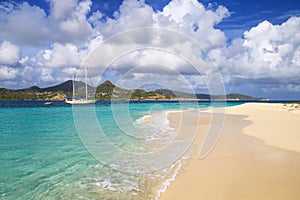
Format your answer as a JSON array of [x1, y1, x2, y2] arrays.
[[292, 50, 300, 66], [86, 35, 104, 51], [57, 0, 94, 42], [0, 1, 94, 47], [188, 74, 207, 89], [116, 71, 196, 93], [209, 17, 300, 85], [88, 11, 103, 27], [0, 0, 299, 98], [0, 2, 51, 46], [96, 0, 154, 37], [77, 0, 93, 15], [0, 65, 18, 80], [94, 0, 229, 51], [36, 43, 84, 68], [40, 68, 55, 83], [0, 1, 17, 13], [0, 41, 20, 65], [159, 0, 227, 25], [22, 66, 37, 82], [107, 48, 198, 75], [48, 0, 77, 19], [155, 0, 229, 50]]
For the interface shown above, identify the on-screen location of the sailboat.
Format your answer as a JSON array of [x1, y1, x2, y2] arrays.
[[65, 66, 96, 105]]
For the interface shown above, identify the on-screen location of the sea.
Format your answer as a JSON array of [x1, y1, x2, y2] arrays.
[[0, 100, 243, 200]]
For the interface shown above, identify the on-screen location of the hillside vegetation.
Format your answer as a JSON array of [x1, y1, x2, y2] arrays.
[[0, 80, 267, 101]]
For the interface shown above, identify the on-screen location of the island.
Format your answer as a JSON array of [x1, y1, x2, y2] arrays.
[[0, 80, 268, 101]]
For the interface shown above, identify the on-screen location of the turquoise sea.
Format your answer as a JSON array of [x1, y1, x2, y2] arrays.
[[0, 100, 242, 200]]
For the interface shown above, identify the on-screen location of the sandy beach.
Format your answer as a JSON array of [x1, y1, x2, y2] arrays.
[[160, 103, 300, 200]]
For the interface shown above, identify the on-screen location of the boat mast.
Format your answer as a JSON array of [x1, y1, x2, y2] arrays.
[[85, 65, 88, 100], [72, 75, 75, 100]]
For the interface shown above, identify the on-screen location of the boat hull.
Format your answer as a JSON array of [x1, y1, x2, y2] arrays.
[[65, 99, 96, 105]]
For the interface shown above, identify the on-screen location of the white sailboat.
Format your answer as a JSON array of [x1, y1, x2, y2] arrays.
[[65, 66, 96, 105]]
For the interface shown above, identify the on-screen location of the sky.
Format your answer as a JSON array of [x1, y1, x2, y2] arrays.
[[0, 0, 300, 100]]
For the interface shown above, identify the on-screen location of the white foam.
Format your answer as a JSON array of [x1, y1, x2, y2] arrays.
[[134, 114, 152, 125], [94, 107, 197, 199], [155, 161, 182, 200], [92, 176, 141, 194], [133, 111, 176, 143]]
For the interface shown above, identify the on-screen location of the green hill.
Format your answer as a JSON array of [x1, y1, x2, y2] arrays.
[[0, 80, 267, 101], [225, 93, 261, 100]]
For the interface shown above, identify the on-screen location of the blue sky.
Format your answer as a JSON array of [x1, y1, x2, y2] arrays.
[[0, 0, 300, 99], [11, 0, 299, 39]]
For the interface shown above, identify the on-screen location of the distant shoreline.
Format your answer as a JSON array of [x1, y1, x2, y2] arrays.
[[0, 80, 269, 101], [2, 99, 300, 103]]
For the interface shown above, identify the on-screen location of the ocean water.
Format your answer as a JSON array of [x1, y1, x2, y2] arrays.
[[0, 100, 242, 200]]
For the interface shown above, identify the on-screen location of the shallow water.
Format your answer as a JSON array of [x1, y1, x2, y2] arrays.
[[0, 100, 241, 199]]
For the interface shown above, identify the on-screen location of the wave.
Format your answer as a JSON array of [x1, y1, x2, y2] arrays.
[[132, 110, 194, 200]]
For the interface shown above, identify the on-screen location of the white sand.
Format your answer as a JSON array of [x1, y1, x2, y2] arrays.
[[160, 103, 300, 200], [226, 103, 300, 153]]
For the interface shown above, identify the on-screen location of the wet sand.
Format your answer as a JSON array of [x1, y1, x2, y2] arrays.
[[160, 103, 300, 200]]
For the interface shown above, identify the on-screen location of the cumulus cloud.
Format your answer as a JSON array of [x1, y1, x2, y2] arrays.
[[57, 0, 94, 42], [209, 17, 300, 86], [0, 0, 299, 99], [22, 66, 37, 82], [13, 42, 90, 86], [0, 2, 51, 46], [116, 70, 196, 94], [96, 0, 154, 37], [48, 0, 77, 19], [106, 48, 198, 76], [0, 0, 94, 46], [36, 43, 84, 68], [0, 41, 20, 65], [92, 0, 229, 53], [155, 0, 229, 50], [0, 65, 18, 80], [40, 68, 55, 83]]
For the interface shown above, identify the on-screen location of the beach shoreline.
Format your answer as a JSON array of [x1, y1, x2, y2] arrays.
[[160, 103, 300, 200]]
